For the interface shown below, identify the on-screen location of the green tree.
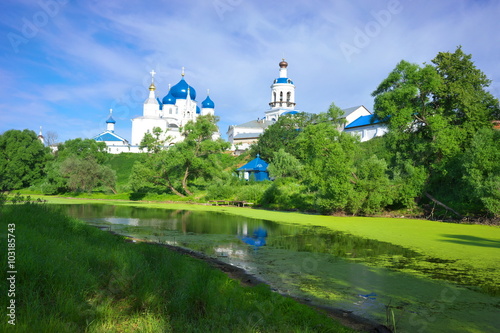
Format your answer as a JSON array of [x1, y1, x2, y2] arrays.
[[0, 129, 51, 190], [432, 47, 500, 138], [372, 47, 500, 216], [129, 115, 230, 197], [348, 155, 394, 215], [60, 156, 117, 193], [462, 128, 500, 217], [373, 47, 499, 171], [56, 138, 108, 164], [139, 127, 171, 154], [41, 138, 112, 194], [249, 112, 317, 161], [295, 122, 358, 213], [267, 148, 303, 179]]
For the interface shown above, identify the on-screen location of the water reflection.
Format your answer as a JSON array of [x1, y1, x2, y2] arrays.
[[54, 204, 499, 333], [240, 227, 268, 248]]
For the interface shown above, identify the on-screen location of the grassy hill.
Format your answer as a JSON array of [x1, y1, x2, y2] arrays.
[[107, 153, 145, 191]]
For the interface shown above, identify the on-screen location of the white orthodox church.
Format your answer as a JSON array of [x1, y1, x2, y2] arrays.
[[93, 69, 218, 154]]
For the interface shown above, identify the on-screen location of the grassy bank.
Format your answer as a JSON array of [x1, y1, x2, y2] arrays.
[[0, 203, 354, 332], [39, 196, 500, 294]]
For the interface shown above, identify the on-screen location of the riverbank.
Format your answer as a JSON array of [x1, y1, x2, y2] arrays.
[[42, 196, 500, 292], [0, 203, 357, 332]]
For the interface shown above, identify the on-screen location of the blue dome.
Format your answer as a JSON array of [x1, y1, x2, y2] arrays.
[[162, 90, 176, 105], [106, 115, 116, 124], [274, 78, 293, 84], [170, 77, 196, 100], [202, 95, 215, 108], [196, 106, 201, 114]]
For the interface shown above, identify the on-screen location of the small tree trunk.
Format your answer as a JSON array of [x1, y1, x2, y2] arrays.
[[182, 167, 193, 196], [425, 192, 462, 218], [164, 174, 185, 197]]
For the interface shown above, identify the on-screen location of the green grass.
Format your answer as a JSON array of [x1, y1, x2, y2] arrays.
[[39, 196, 500, 293], [0, 203, 355, 332], [106, 153, 145, 191]]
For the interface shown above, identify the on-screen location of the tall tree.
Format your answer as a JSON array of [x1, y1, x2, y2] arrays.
[[295, 121, 358, 213], [41, 138, 111, 194], [372, 47, 500, 215], [139, 127, 171, 154], [372, 47, 499, 172], [0, 129, 51, 190], [461, 128, 500, 217], [56, 138, 109, 164], [129, 115, 229, 197], [60, 156, 117, 193], [249, 112, 318, 161]]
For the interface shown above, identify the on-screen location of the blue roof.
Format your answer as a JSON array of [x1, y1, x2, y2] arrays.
[[196, 106, 201, 114], [156, 97, 163, 110], [274, 77, 293, 84], [162, 91, 176, 105], [170, 77, 196, 100], [237, 154, 269, 172], [106, 115, 115, 124], [202, 95, 215, 108], [283, 110, 299, 115], [93, 132, 125, 142], [345, 115, 386, 129]]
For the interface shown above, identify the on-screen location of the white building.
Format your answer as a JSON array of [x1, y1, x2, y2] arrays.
[[343, 112, 388, 142], [227, 59, 300, 152], [131, 69, 217, 146], [92, 110, 134, 154], [93, 69, 218, 154], [227, 60, 388, 153]]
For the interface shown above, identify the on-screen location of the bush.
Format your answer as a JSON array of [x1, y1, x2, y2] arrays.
[[234, 181, 270, 203], [260, 178, 312, 211]]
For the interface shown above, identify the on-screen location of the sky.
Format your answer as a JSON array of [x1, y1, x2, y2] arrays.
[[1, 0, 499, 143]]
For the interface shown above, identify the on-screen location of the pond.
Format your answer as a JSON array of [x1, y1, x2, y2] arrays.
[[57, 204, 499, 332]]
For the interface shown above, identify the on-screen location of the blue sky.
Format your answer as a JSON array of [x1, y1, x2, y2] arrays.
[[1, 0, 499, 143]]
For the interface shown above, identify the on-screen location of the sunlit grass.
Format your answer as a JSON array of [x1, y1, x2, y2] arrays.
[[0, 203, 354, 332]]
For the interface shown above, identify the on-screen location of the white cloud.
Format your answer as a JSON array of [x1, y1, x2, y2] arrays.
[[1, 0, 499, 141]]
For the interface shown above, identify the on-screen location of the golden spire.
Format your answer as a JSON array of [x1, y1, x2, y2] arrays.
[[149, 69, 156, 90]]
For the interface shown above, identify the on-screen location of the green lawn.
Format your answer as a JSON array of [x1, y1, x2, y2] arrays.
[[0, 203, 355, 332]]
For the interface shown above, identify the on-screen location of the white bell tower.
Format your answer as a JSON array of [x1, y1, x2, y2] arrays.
[[265, 59, 298, 121]]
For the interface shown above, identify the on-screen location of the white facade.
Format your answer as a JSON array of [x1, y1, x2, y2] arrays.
[[264, 59, 298, 121], [227, 59, 299, 151], [130, 70, 217, 146], [93, 69, 218, 153], [343, 111, 388, 142], [92, 110, 134, 154]]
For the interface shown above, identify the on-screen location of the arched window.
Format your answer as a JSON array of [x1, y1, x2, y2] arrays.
[[286, 92, 291, 102], [273, 92, 276, 102], [280, 91, 283, 101]]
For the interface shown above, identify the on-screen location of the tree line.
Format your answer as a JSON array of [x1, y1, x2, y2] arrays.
[[1, 47, 498, 219]]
